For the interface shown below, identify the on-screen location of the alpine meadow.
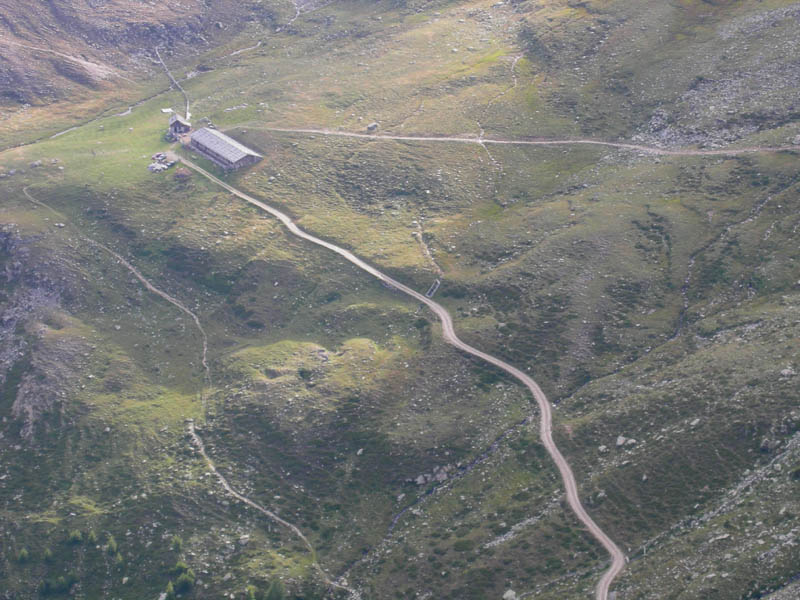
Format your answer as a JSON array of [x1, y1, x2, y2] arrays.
[[1, 1, 799, 599]]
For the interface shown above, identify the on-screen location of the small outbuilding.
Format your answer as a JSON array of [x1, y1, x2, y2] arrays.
[[168, 113, 192, 136], [189, 127, 262, 171]]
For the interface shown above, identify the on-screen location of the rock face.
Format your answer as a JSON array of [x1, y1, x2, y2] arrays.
[[628, 5, 800, 148], [0, 0, 272, 103], [0, 226, 84, 440]]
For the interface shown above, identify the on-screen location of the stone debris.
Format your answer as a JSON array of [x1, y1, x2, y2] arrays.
[[411, 464, 455, 485]]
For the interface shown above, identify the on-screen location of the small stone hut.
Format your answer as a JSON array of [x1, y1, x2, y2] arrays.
[[168, 113, 192, 136]]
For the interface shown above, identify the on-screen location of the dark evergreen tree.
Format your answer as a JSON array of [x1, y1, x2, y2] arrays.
[[175, 569, 195, 593], [265, 580, 286, 600]]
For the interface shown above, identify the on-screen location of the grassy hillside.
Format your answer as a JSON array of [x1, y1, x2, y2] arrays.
[[1, 0, 798, 598]]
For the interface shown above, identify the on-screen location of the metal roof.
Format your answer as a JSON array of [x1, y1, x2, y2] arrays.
[[169, 113, 191, 126], [190, 128, 261, 163]]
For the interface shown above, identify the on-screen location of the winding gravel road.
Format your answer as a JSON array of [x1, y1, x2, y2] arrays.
[[178, 157, 626, 600]]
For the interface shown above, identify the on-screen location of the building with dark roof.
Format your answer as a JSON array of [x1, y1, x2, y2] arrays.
[[168, 113, 192, 136], [189, 128, 262, 171]]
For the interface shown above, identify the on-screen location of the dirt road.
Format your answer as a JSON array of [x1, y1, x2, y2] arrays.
[[179, 157, 626, 600], [260, 126, 797, 156]]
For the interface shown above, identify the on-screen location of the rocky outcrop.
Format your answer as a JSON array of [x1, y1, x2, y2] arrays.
[[0, 226, 83, 440], [10, 328, 87, 440], [633, 4, 800, 148], [0, 0, 278, 104]]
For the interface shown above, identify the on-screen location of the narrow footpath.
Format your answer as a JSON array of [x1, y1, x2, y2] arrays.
[[187, 421, 360, 599], [23, 187, 209, 383], [155, 46, 191, 120], [178, 157, 627, 600], [20, 186, 356, 599]]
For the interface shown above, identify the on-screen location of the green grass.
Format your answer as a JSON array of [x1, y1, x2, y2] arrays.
[[1, 0, 799, 598]]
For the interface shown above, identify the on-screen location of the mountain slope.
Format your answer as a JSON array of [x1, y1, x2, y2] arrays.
[[0, 1, 798, 599]]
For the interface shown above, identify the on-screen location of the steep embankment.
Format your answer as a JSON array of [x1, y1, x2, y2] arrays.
[[0, 0, 288, 148], [0, 0, 270, 103]]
